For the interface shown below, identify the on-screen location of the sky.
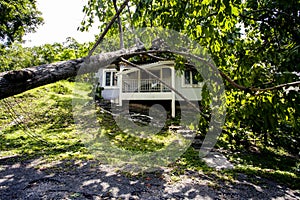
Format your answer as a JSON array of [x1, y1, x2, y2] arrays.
[[23, 0, 100, 47]]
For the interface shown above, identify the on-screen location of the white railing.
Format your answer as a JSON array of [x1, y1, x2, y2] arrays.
[[122, 79, 138, 92], [122, 79, 171, 93]]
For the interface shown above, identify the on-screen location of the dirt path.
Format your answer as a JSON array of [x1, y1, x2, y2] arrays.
[[0, 156, 299, 200]]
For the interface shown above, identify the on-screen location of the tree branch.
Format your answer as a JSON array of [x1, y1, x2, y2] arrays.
[[113, 0, 124, 49], [241, 8, 300, 23], [86, 0, 129, 59], [253, 81, 300, 92], [219, 70, 300, 93]]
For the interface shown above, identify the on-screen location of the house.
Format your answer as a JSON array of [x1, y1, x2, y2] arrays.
[[95, 61, 204, 118]]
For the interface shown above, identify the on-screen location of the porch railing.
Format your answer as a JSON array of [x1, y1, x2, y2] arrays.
[[122, 79, 171, 93]]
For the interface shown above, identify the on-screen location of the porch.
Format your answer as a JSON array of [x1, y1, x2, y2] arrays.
[[118, 63, 176, 117]]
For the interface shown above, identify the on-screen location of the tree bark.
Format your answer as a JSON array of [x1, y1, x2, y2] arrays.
[[0, 47, 141, 100]]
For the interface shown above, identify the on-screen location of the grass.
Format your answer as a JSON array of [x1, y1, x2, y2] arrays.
[[0, 80, 299, 189], [95, 109, 185, 153], [226, 146, 300, 189], [0, 80, 93, 162]]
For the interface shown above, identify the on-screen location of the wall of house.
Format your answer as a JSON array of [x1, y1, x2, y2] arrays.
[[101, 88, 119, 101], [96, 68, 120, 102], [174, 73, 203, 101]]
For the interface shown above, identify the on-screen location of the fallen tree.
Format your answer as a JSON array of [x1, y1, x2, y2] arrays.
[[1, 45, 300, 100], [2, 0, 299, 100], [0, 47, 142, 100]]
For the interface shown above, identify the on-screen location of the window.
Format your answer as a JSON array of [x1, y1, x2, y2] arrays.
[[183, 70, 202, 86], [104, 70, 118, 87]]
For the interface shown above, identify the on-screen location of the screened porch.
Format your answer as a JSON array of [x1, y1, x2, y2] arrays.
[[121, 67, 173, 94]]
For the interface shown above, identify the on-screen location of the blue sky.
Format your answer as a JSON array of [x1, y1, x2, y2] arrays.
[[23, 0, 100, 47]]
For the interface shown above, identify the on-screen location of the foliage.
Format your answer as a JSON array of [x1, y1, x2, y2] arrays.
[[0, 0, 43, 46], [222, 89, 299, 154], [0, 37, 91, 72]]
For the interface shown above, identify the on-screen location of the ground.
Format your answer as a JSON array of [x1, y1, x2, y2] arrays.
[[0, 81, 299, 199], [0, 155, 299, 200]]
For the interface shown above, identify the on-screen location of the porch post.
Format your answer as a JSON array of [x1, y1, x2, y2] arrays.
[[137, 70, 141, 93], [160, 68, 163, 92], [171, 67, 176, 118], [119, 70, 122, 106]]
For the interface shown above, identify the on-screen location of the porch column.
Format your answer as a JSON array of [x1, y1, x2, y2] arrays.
[[138, 70, 141, 93], [171, 67, 176, 118], [118, 71, 122, 106]]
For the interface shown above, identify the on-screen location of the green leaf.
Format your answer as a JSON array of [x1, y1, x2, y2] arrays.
[[230, 4, 239, 16], [196, 25, 202, 37], [202, 0, 212, 6]]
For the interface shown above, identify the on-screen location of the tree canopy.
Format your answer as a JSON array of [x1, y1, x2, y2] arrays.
[[80, 0, 300, 153], [81, 0, 299, 86]]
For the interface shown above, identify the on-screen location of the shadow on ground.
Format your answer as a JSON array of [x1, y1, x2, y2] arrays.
[[0, 156, 299, 200]]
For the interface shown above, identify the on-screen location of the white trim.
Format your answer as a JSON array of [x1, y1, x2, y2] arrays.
[[119, 70, 123, 106], [122, 92, 173, 100], [102, 69, 118, 88], [181, 70, 202, 88]]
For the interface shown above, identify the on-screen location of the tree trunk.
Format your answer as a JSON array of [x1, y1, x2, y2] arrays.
[[0, 47, 141, 100]]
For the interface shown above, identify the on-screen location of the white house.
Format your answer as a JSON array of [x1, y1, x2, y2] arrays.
[[95, 61, 204, 117]]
